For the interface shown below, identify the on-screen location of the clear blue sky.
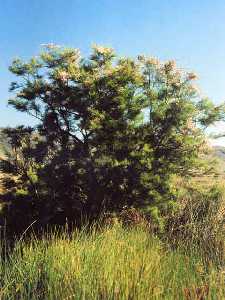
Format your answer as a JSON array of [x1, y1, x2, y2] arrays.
[[1, 0, 225, 132]]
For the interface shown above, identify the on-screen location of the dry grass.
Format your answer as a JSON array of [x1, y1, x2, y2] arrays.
[[0, 224, 224, 300]]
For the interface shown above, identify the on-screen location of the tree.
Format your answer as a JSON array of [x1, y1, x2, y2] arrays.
[[1, 44, 224, 232]]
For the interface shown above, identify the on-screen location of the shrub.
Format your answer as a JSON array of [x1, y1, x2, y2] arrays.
[[1, 44, 225, 234], [165, 182, 225, 266]]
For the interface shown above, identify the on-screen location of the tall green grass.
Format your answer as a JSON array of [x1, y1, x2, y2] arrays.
[[1, 224, 224, 300]]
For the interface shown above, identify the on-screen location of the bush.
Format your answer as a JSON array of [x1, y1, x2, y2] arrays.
[[1, 44, 225, 234], [165, 182, 225, 266]]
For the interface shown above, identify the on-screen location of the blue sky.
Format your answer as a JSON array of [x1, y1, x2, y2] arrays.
[[1, 0, 225, 142]]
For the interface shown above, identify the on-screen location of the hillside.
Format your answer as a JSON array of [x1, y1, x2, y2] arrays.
[[0, 141, 4, 158], [0, 129, 12, 161], [213, 146, 225, 160], [0, 130, 7, 159], [208, 146, 225, 175], [0, 130, 9, 194]]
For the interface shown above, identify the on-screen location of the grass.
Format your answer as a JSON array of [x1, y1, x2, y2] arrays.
[[0, 224, 224, 300]]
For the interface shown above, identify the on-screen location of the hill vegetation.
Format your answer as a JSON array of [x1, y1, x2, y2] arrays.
[[0, 45, 224, 299], [0, 130, 7, 159], [1, 224, 224, 300]]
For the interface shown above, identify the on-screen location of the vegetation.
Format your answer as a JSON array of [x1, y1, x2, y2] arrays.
[[0, 223, 224, 300], [0, 45, 224, 299], [1, 44, 225, 235], [0, 171, 224, 299], [0, 130, 8, 159]]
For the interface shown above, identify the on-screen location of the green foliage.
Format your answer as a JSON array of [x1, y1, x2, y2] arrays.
[[165, 181, 225, 266], [1, 44, 224, 233], [0, 225, 224, 299]]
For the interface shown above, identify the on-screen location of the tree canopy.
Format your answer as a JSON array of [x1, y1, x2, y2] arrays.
[[1, 44, 224, 233]]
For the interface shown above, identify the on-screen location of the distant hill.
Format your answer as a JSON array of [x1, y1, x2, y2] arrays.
[[0, 130, 9, 159], [207, 145, 225, 175], [0, 139, 5, 158], [213, 146, 225, 160]]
